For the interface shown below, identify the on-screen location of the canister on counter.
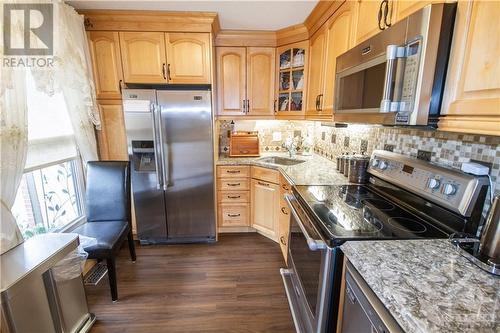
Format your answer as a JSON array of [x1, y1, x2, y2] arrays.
[[343, 153, 352, 177], [348, 154, 370, 184], [336, 154, 342, 171], [339, 153, 347, 174]]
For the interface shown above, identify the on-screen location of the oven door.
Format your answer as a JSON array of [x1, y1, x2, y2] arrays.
[[280, 194, 334, 333]]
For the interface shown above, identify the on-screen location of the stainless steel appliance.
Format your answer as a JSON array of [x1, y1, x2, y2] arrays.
[[122, 88, 215, 244], [281, 150, 489, 333], [334, 3, 456, 126], [341, 261, 403, 333]]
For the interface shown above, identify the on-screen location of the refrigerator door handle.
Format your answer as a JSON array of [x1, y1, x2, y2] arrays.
[[150, 103, 162, 189], [157, 105, 169, 190]]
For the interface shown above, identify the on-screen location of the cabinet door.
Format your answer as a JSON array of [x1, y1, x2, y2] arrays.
[[216, 47, 247, 116], [165, 33, 211, 84], [439, 0, 500, 136], [323, 3, 355, 116], [306, 29, 327, 116], [97, 100, 128, 160], [119, 32, 167, 84], [394, 0, 439, 22], [251, 179, 279, 241], [247, 47, 275, 116], [88, 31, 123, 99], [354, 0, 395, 45]]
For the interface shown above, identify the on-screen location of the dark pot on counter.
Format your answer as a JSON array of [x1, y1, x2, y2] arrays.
[[348, 154, 370, 184]]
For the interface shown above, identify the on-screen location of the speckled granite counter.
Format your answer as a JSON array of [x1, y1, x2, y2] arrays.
[[341, 239, 500, 333], [217, 153, 349, 185]]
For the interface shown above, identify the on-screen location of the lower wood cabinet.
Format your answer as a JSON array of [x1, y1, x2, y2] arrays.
[[217, 166, 251, 230], [251, 178, 280, 241], [96, 99, 128, 160], [218, 203, 249, 227]]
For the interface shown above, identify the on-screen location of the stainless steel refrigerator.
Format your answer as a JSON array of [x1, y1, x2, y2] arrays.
[[122, 89, 215, 244]]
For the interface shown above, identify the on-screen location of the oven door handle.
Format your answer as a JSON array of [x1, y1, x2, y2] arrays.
[[285, 194, 326, 251]]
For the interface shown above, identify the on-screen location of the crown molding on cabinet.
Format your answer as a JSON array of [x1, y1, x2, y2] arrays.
[[304, 0, 345, 36], [79, 10, 219, 33], [276, 23, 309, 46], [215, 30, 277, 47]]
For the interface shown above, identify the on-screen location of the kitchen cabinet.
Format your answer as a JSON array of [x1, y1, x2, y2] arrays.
[[251, 178, 280, 241], [119, 32, 167, 84], [165, 33, 211, 84], [87, 31, 123, 99], [306, 29, 327, 118], [439, 0, 500, 136], [217, 166, 251, 230], [216, 47, 247, 116], [278, 174, 292, 263], [354, 0, 395, 45], [216, 47, 275, 117], [246, 47, 276, 116], [275, 41, 309, 119], [394, 0, 443, 22], [96, 100, 128, 160]]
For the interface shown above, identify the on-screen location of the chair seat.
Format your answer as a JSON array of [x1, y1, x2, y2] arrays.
[[73, 221, 129, 257]]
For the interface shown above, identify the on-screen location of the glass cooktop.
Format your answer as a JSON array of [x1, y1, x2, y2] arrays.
[[293, 184, 451, 243]]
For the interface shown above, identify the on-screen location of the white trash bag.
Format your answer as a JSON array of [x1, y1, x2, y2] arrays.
[[53, 234, 98, 281]]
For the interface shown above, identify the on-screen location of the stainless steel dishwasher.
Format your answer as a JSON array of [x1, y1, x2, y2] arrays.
[[341, 261, 403, 333]]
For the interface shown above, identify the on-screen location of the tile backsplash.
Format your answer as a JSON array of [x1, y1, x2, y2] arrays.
[[218, 120, 500, 199]]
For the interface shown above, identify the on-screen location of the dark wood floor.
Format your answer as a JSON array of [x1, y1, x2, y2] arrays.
[[86, 233, 294, 333]]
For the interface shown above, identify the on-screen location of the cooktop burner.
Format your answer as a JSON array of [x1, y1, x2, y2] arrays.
[[294, 184, 451, 243]]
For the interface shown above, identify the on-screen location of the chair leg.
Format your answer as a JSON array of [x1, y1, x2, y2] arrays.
[[106, 258, 118, 302], [127, 230, 137, 262]]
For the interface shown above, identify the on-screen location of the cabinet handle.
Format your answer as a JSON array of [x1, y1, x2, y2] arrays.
[[318, 94, 323, 111], [228, 213, 241, 217], [281, 207, 288, 215], [167, 63, 172, 81], [226, 170, 241, 174], [274, 99, 277, 113], [257, 181, 270, 186], [246, 99, 250, 113], [239, 150, 250, 154], [162, 63, 167, 80], [384, 0, 393, 28], [119, 79, 123, 94], [227, 183, 241, 187], [282, 184, 290, 191], [242, 100, 246, 114], [280, 236, 287, 246], [227, 195, 241, 199]]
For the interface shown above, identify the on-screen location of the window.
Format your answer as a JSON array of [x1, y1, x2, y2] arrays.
[[12, 72, 85, 239], [12, 160, 84, 239]]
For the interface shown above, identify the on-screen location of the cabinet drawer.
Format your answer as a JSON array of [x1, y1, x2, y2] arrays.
[[218, 178, 250, 191], [218, 204, 249, 227], [251, 166, 280, 184], [217, 165, 250, 178], [218, 191, 250, 203]]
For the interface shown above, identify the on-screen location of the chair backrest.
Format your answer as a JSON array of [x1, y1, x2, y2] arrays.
[[85, 161, 130, 223]]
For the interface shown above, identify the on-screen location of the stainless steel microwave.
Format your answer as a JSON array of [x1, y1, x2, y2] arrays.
[[334, 3, 456, 127]]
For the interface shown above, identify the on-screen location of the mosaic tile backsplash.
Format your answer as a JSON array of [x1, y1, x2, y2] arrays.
[[218, 120, 500, 203]]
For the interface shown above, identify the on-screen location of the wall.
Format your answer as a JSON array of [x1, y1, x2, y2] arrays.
[[218, 120, 500, 199]]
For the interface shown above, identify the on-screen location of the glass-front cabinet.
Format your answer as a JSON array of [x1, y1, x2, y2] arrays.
[[275, 41, 309, 119]]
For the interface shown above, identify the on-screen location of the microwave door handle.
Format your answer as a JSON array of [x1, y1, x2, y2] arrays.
[[151, 103, 162, 189], [157, 106, 169, 190], [380, 45, 400, 113], [285, 194, 326, 251]]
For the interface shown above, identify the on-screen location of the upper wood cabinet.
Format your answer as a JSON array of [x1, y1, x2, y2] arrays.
[[165, 33, 211, 84], [394, 0, 440, 22], [96, 100, 128, 160], [119, 31, 211, 84], [439, 0, 500, 136], [216, 47, 247, 116], [306, 29, 327, 118], [323, 3, 355, 116], [275, 41, 309, 119], [354, 0, 395, 45], [119, 32, 167, 84], [246, 47, 276, 116], [251, 178, 279, 241], [88, 31, 123, 99]]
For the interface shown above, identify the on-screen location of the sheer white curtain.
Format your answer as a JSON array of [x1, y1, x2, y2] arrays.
[[0, 0, 100, 254]]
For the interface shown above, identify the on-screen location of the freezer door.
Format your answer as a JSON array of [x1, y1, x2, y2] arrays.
[[157, 90, 215, 240]]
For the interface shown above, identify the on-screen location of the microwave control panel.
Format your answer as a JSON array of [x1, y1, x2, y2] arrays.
[[399, 39, 422, 113]]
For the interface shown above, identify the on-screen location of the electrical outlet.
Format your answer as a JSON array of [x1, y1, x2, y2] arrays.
[[417, 150, 432, 162], [344, 136, 350, 148], [322, 132, 326, 140], [294, 130, 301, 137], [360, 140, 368, 153], [331, 134, 336, 144], [384, 144, 395, 152]]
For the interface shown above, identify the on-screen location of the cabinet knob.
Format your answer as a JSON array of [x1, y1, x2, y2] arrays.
[[281, 207, 288, 215], [280, 236, 287, 246]]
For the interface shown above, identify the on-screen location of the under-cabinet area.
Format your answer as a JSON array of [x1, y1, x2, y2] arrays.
[[3, 1, 499, 333]]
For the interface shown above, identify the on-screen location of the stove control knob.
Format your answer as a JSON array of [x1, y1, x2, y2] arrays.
[[371, 159, 380, 168], [428, 178, 441, 189], [443, 183, 457, 196], [379, 161, 388, 170]]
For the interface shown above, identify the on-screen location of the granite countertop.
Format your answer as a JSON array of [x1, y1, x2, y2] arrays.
[[341, 239, 500, 333], [217, 152, 349, 185]]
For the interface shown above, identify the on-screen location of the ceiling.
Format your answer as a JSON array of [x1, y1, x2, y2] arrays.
[[67, 0, 319, 31]]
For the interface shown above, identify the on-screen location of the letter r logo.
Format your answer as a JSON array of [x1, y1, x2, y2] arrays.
[[3, 3, 53, 56]]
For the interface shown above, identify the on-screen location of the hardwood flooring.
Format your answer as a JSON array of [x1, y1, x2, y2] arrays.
[[86, 233, 295, 333]]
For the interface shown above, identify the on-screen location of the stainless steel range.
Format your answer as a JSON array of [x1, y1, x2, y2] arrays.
[[280, 150, 490, 333]]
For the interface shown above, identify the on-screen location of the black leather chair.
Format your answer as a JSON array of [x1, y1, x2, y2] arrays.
[[73, 161, 136, 302]]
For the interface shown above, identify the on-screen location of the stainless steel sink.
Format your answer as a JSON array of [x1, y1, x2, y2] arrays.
[[257, 156, 306, 166]]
